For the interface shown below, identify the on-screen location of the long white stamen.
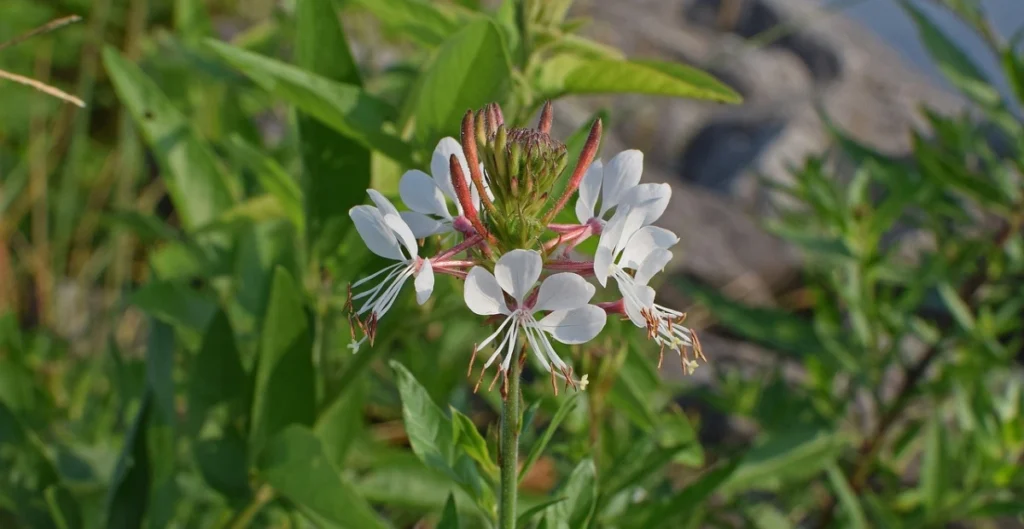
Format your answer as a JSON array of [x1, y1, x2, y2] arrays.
[[352, 262, 405, 289], [353, 264, 407, 303], [478, 314, 516, 368], [371, 267, 415, 316]]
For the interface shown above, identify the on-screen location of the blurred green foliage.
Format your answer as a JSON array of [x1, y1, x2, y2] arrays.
[[0, 0, 1021, 528]]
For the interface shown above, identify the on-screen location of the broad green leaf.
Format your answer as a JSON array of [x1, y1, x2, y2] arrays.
[[103, 47, 236, 231], [554, 459, 597, 529], [356, 454, 475, 513], [450, 407, 498, 478], [104, 392, 152, 529], [188, 310, 250, 500], [826, 463, 868, 529], [197, 195, 289, 234], [538, 55, 740, 103], [296, 0, 370, 258], [249, 268, 316, 458], [349, 0, 462, 47], [748, 504, 794, 529], [920, 413, 948, 514], [225, 136, 303, 231], [900, 0, 1000, 107], [259, 425, 388, 529], [519, 393, 579, 484], [233, 219, 303, 334], [315, 377, 367, 468], [103, 211, 183, 244], [413, 19, 511, 144], [720, 428, 847, 494], [438, 494, 460, 529], [389, 361, 493, 514], [204, 40, 413, 166], [517, 497, 568, 528]]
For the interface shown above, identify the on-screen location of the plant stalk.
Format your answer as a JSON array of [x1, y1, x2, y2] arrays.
[[498, 350, 523, 529]]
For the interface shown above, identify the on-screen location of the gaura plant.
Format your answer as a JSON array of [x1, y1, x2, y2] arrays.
[[346, 101, 705, 528]]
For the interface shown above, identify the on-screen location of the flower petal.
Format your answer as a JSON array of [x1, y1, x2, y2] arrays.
[[620, 283, 656, 328], [349, 205, 403, 260], [366, 189, 401, 218], [400, 211, 447, 238], [533, 272, 596, 312], [619, 182, 671, 225], [431, 137, 470, 209], [400, 169, 451, 218], [414, 258, 434, 305], [383, 213, 419, 259], [464, 266, 509, 315], [593, 244, 614, 287], [538, 306, 607, 344], [618, 225, 679, 270], [494, 249, 542, 306], [600, 150, 643, 216], [575, 159, 603, 223], [634, 248, 673, 286]]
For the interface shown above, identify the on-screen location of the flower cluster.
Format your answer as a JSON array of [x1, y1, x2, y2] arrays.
[[347, 102, 704, 394]]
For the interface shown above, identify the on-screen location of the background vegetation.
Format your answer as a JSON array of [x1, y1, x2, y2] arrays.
[[0, 0, 1022, 528]]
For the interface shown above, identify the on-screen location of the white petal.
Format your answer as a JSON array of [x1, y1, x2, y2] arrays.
[[349, 205, 403, 260], [575, 159, 603, 224], [464, 267, 509, 315], [620, 283, 656, 328], [366, 189, 401, 218], [533, 272, 596, 312], [619, 183, 671, 225], [600, 150, 643, 216], [494, 249, 542, 306], [414, 259, 434, 305], [431, 137, 470, 208], [400, 211, 447, 238], [383, 213, 419, 259], [400, 169, 451, 218], [538, 306, 607, 344], [598, 206, 646, 261], [618, 226, 679, 270], [634, 248, 673, 286], [593, 244, 614, 287]]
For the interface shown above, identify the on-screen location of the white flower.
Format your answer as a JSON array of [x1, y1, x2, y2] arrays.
[[593, 207, 702, 372], [463, 249, 605, 389], [398, 137, 490, 238], [347, 190, 435, 351], [574, 149, 671, 226]]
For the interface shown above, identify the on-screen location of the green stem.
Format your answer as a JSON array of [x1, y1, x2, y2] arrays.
[[499, 351, 523, 529]]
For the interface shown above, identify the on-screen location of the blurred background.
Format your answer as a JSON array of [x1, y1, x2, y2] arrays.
[[1, 0, 1022, 528]]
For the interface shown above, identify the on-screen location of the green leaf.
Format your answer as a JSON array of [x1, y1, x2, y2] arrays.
[[517, 497, 568, 528], [413, 19, 511, 144], [348, 0, 462, 47], [899, 0, 1000, 106], [438, 494, 460, 529], [296, 0, 371, 258], [103, 47, 236, 232], [920, 413, 948, 514], [937, 282, 976, 333], [675, 276, 823, 360], [825, 463, 867, 529], [204, 40, 413, 166], [259, 425, 388, 529], [104, 391, 153, 529], [314, 377, 367, 468], [538, 55, 740, 103], [450, 407, 498, 478], [911, 132, 1008, 209], [557, 459, 597, 529], [1001, 32, 1024, 105], [225, 136, 304, 231], [249, 268, 316, 458], [103, 210, 184, 244], [639, 459, 739, 528], [720, 427, 847, 494], [233, 219, 303, 333], [198, 195, 289, 233], [389, 361, 493, 514], [748, 504, 794, 529], [188, 310, 250, 500], [127, 281, 217, 346], [519, 393, 579, 484]]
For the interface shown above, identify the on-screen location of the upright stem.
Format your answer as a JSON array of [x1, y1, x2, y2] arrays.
[[499, 352, 523, 529]]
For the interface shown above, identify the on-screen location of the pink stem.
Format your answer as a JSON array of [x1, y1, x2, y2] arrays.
[[433, 233, 483, 262]]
